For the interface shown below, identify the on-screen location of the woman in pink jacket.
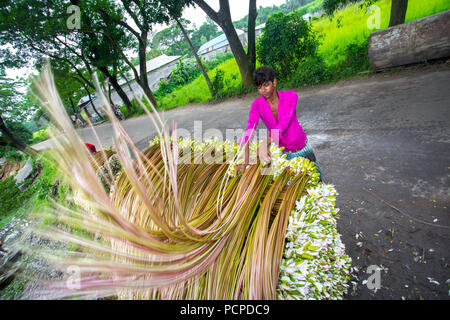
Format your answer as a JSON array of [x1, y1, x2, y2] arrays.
[[236, 66, 322, 180]]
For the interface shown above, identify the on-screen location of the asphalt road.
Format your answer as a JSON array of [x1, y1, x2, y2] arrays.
[[33, 61, 450, 299]]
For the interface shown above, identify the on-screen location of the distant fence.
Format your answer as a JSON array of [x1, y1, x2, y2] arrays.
[[368, 10, 450, 71]]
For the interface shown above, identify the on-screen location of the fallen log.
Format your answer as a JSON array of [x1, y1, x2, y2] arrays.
[[368, 10, 450, 71]]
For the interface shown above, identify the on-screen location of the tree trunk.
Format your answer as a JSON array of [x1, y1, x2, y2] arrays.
[[84, 85, 103, 119], [176, 19, 214, 98], [247, 0, 257, 74], [0, 114, 38, 157], [123, 74, 133, 92], [137, 31, 159, 108], [138, 78, 158, 108], [193, 0, 255, 87], [389, 0, 408, 27], [98, 66, 132, 114], [220, 19, 254, 87], [82, 105, 92, 119], [95, 7, 158, 108], [107, 82, 113, 105], [69, 97, 87, 126]]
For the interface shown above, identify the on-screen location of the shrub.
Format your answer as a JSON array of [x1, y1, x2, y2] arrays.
[[155, 80, 173, 96], [171, 58, 201, 87], [120, 99, 147, 118], [328, 40, 370, 79], [0, 176, 33, 226], [204, 51, 234, 71], [287, 55, 332, 88], [154, 52, 236, 101], [0, 146, 24, 162], [211, 69, 225, 96], [256, 11, 319, 79], [31, 128, 49, 144]]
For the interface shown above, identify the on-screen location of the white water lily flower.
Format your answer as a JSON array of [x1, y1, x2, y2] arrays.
[[427, 277, 440, 285]]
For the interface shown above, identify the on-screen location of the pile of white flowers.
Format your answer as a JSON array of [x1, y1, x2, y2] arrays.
[[149, 136, 321, 183], [277, 184, 352, 300], [148, 137, 352, 299]]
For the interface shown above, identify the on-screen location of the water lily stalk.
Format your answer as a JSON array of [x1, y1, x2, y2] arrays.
[[21, 62, 351, 300]]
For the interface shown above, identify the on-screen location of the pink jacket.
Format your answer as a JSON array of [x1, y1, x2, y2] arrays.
[[238, 90, 307, 152]]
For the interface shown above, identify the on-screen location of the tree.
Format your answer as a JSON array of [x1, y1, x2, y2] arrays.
[[192, 0, 257, 87], [151, 23, 192, 56], [0, 72, 38, 157], [0, 0, 135, 113], [76, 0, 136, 113], [256, 11, 319, 79], [388, 0, 408, 27], [42, 58, 103, 121], [95, 0, 193, 108], [323, 0, 408, 27], [233, 0, 315, 31], [190, 22, 220, 50], [175, 19, 214, 97]]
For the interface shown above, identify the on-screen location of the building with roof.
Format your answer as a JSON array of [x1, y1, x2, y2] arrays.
[[255, 23, 266, 37], [119, 54, 181, 90], [197, 29, 247, 61]]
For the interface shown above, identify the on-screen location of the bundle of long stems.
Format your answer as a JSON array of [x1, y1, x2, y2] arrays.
[[25, 63, 344, 300]]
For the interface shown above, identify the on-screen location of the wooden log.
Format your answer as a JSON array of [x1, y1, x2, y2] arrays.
[[368, 10, 450, 71]]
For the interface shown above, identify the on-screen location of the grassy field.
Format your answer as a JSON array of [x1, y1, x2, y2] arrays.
[[314, 0, 450, 66], [156, 58, 243, 110]]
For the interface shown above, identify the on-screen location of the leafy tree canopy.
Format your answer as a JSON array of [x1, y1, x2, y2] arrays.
[[233, 0, 316, 30], [322, 0, 376, 15]]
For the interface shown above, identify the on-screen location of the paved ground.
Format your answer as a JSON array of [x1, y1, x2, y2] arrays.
[[33, 61, 450, 299]]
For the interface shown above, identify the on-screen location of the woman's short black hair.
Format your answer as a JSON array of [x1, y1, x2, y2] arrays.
[[253, 66, 276, 87]]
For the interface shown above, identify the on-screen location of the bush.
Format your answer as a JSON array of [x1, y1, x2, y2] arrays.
[[328, 40, 370, 79], [211, 69, 225, 96], [256, 11, 319, 79], [286, 55, 332, 88], [120, 99, 147, 118], [156, 80, 173, 96], [171, 58, 201, 87], [0, 152, 68, 229], [0, 176, 33, 225], [31, 128, 49, 144], [204, 52, 234, 71], [155, 56, 244, 109], [154, 58, 200, 99], [0, 146, 24, 162]]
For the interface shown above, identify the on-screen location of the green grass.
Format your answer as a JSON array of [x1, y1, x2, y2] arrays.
[[0, 176, 34, 229], [0, 152, 67, 229], [298, 0, 325, 15], [156, 58, 246, 110], [314, 0, 450, 67]]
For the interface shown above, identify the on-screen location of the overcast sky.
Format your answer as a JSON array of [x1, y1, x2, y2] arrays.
[[180, 0, 287, 28], [6, 0, 287, 80]]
